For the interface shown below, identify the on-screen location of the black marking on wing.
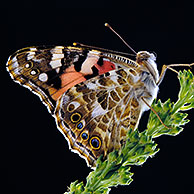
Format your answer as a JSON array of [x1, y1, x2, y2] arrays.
[[59, 49, 68, 74], [62, 121, 70, 129], [88, 149, 97, 160], [105, 72, 110, 76], [84, 66, 99, 80], [77, 141, 84, 147], [74, 49, 89, 72], [46, 69, 62, 89], [97, 57, 104, 66], [70, 130, 76, 138]]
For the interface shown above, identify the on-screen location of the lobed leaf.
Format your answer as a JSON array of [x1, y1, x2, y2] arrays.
[[64, 70, 194, 194]]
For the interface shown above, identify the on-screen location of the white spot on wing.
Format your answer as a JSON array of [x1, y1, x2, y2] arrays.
[[25, 63, 30, 68], [12, 60, 19, 69], [11, 56, 17, 63], [50, 60, 62, 69], [61, 95, 70, 107], [13, 65, 20, 75], [30, 48, 37, 51], [68, 101, 80, 110], [32, 58, 43, 62], [30, 70, 37, 75], [39, 73, 48, 82], [55, 67, 60, 73], [81, 55, 99, 74], [27, 52, 35, 60], [86, 82, 97, 90], [51, 46, 64, 54], [52, 53, 64, 60], [89, 50, 101, 56], [10, 56, 20, 75], [91, 102, 108, 117]]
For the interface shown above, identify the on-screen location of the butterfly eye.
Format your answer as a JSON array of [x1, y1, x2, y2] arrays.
[[70, 112, 81, 123], [90, 136, 101, 150], [81, 132, 89, 141]]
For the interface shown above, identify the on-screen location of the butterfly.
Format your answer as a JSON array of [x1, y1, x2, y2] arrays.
[[6, 42, 160, 167], [7, 24, 191, 167]]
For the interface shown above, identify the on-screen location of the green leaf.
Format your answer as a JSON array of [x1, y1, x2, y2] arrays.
[[64, 70, 194, 194]]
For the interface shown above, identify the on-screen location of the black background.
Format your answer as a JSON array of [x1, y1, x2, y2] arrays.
[[1, 0, 194, 194]]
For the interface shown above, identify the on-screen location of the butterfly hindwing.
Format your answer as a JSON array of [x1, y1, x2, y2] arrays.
[[55, 68, 148, 167]]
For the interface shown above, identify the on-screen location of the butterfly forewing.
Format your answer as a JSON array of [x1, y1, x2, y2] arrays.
[[7, 46, 89, 112], [6, 46, 134, 113]]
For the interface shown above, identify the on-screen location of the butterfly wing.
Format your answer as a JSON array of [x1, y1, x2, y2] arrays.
[[55, 67, 148, 167], [6, 45, 137, 113], [7, 44, 150, 167]]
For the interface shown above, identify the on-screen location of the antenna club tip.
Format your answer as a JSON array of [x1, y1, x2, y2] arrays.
[[73, 42, 77, 46], [104, 23, 109, 27]]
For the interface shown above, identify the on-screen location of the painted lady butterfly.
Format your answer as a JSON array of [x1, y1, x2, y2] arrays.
[[6, 24, 192, 167]]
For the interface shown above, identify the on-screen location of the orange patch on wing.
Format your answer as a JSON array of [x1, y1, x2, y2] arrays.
[[94, 60, 115, 75], [51, 65, 86, 100], [50, 60, 116, 101]]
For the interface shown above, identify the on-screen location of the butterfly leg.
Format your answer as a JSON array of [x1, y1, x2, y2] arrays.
[[141, 97, 170, 129], [156, 63, 194, 86]]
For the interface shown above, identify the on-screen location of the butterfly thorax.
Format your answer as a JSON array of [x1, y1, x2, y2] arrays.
[[133, 51, 159, 115]]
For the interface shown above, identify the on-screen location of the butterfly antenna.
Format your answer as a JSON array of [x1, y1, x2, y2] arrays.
[[105, 23, 137, 55]]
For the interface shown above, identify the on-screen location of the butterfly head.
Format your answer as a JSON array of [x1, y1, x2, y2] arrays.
[[136, 51, 159, 83], [136, 51, 156, 62]]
